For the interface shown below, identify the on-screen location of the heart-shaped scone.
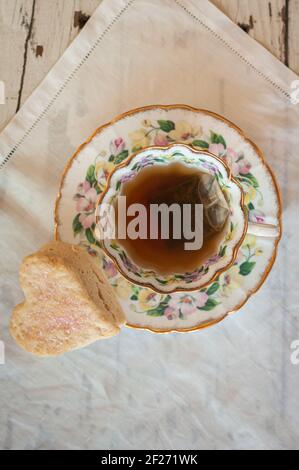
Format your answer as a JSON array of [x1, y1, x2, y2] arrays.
[[10, 241, 126, 356]]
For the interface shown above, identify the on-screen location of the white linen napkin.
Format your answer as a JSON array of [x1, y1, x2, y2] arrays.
[[1, 0, 299, 450]]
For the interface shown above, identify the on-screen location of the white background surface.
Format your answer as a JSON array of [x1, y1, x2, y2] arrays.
[[1, 0, 299, 449]]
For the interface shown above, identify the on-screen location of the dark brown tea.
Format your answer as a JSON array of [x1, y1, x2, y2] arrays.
[[116, 162, 229, 275]]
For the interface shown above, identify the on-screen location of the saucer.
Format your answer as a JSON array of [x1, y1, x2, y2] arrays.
[[55, 105, 282, 333]]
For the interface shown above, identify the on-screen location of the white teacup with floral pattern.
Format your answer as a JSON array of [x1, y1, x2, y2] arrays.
[[95, 144, 248, 294]]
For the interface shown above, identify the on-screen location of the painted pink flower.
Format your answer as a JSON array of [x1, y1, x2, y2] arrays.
[[76, 181, 97, 200], [110, 137, 125, 156], [249, 209, 265, 224], [76, 180, 90, 197], [154, 133, 169, 146], [224, 273, 231, 286], [103, 259, 118, 278], [209, 143, 225, 156], [170, 295, 196, 317], [197, 292, 209, 307], [86, 187, 97, 201], [76, 197, 90, 212], [226, 147, 238, 160], [164, 306, 179, 320], [74, 178, 98, 237], [83, 180, 91, 193], [76, 186, 97, 212], [79, 213, 95, 229], [238, 162, 251, 175], [224, 149, 251, 175]]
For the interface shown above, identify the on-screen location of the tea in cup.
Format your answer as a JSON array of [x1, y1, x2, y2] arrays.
[[95, 144, 247, 293]]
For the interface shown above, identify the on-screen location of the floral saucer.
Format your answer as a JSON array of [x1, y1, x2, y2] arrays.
[[55, 105, 282, 333]]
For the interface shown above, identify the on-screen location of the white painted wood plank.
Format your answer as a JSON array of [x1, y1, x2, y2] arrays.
[[211, 0, 287, 64], [21, 0, 102, 108], [0, 0, 101, 130], [0, 0, 34, 129], [289, 0, 299, 73]]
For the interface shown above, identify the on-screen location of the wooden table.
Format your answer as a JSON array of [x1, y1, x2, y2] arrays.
[[0, 0, 298, 131]]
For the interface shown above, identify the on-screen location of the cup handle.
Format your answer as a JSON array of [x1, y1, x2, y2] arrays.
[[247, 222, 280, 238]]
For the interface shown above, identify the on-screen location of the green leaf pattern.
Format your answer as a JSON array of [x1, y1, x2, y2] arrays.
[[71, 120, 264, 318]]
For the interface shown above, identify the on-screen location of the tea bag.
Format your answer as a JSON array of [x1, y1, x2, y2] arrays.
[[197, 172, 230, 234], [151, 172, 229, 239]]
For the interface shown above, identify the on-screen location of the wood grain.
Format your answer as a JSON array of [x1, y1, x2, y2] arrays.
[[0, 0, 101, 130], [212, 0, 288, 64], [0, 0, 34, 128], [289, 0, 299, 73], [0, 0, 298, 131], [21, 0, 102, 110]]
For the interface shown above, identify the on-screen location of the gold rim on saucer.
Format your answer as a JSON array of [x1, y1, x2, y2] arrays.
[[54, 104, 282, 334]]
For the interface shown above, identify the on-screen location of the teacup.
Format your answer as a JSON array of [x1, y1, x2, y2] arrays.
[[95, 144, 248, 293]]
